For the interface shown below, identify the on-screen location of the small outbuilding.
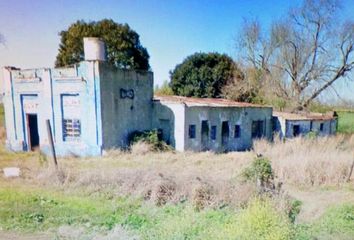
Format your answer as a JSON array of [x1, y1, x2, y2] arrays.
[[273, 111, 337, 138], [153, 96, 273, 152]]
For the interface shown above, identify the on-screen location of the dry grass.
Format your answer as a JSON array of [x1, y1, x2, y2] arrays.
[[254, 134, 354, 187], [1, 133, 354, 219]]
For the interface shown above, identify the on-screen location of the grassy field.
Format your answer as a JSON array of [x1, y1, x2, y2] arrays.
[[0, 104, 354, 239], [337, 111, 354, 134]]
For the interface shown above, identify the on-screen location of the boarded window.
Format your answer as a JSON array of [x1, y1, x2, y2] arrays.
[[221, 121, 229, 145], [234, 125, 241, 138], [211, 126, 217, 140], [61, 94, 81, 141], [251, 120, 264, 138], [189, 125, 196, 139]]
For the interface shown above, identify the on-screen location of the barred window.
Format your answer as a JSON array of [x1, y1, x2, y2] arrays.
[[63, 119, 81, 141]]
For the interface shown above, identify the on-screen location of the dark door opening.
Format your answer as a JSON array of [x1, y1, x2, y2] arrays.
[[293, 125, 300, 137], [221, 121, 229, 146], [201, 120, 209, 150], [27, 114, 39, 151], [252, 120, 265, 139]]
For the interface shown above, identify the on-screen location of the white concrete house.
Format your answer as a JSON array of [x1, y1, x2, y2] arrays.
[[273, 111, 337, 138], [153, 96, 273, 152]]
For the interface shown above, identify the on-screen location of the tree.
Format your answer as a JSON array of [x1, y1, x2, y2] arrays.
[[170, 52, 237, 98], [55, 19, 150, 70], [155, 80, 173, 95], [236, 0, 354, 110]]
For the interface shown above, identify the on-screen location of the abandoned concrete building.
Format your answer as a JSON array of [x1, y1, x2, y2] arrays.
[[273, 111, 337, 138], [153, 96, 273, 152], [0, 38, 336, 156]]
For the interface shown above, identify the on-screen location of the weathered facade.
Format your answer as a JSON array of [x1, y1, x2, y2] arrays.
[[1, 61, 153, 156], [1, 38, 337, 156], [153, 96, 273, 152], [273, 111, 337, 138]]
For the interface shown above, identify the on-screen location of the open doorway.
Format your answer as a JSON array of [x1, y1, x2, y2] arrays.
[[201, 120, 209, 150], [27, 114, 39, 151], [293, 125, 300, 137], [221, 121, 229, 146]]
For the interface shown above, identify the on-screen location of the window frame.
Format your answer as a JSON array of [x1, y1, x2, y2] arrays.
[[188, 124, 196, 139], [234, 124, 241, 138], [210, 125, 217, 140]]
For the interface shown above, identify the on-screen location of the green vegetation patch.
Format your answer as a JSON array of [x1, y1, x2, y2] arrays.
[[337, 111, 354, 134], [0, 187, 299, 240]]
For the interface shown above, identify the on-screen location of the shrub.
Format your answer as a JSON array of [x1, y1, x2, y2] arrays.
[[229, 198, 294, 240], [242, 157, 274, 184], [129, 130, 171, 152]]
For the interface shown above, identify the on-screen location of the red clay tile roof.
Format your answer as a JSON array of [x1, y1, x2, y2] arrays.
[[273, 111, 336, 121], [153, 95, 269, 108]]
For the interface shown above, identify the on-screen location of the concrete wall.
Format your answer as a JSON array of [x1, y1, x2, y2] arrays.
[[152, 102, 273, 152], [1, 61, 103, 156], [184, 106, 273, 152], [99, 63, 153, 149], [275, 118, 337, 138], [152, 101, 185, 151]]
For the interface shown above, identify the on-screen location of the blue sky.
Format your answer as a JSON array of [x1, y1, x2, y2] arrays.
[[0, 0, 353, 101]]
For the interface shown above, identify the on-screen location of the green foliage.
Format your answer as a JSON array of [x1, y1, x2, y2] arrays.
[[242, 157, 274, 184], [129, 129, 171, 151], [154, 80, 173, 95], [295, 203, 354, 239], [0, 104, 4, 126], [170, 52, 236, 98], [3, 187, 354, 239], [337, 111, 354, 134], [229, 198, 294, 240], [288, 200, 302, 224], [305, 131, 318, 139], [55, 19, 150, 70]]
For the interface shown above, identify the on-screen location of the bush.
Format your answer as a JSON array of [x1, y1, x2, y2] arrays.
[[229, 198, 294, 240], [242, 157, 274, 184], [129, 129, 171, 152]]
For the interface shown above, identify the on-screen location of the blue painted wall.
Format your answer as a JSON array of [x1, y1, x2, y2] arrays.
[[2, 61, 103, 156]]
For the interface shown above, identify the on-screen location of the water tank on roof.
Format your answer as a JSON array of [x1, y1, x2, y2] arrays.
[[83, 37, 106, 61]]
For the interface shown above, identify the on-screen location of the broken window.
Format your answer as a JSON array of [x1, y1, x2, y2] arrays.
[[293, 125, 300, 137], [63, 119, 81, 141], [221, 121, 229, 145], [251, 120, 264, 139], [189, 125, 196, 139], [234, 125, 241, 138], [61, 94, 81, 141], [211, 126, 217, 140], [320, 123, 324, 131]]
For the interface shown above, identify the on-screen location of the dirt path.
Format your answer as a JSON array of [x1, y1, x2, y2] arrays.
[[285, 186, 354, 223], [0, 231, 52, 240]]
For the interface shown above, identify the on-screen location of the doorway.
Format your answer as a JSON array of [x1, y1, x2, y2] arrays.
[[201, 120, 209, 150], [293, 125, 300, 137], [221, 121, 229, 146], [27, 114, 39, 150]]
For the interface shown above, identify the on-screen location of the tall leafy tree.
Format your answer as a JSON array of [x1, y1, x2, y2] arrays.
[[170, 52, 237, 98], [55, 19, 150, 70]]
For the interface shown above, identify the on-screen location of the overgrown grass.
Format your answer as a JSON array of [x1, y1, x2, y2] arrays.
[[0, 187, 295, 239], [337, 111, 354, 134], [295, 203, 354, 239]]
